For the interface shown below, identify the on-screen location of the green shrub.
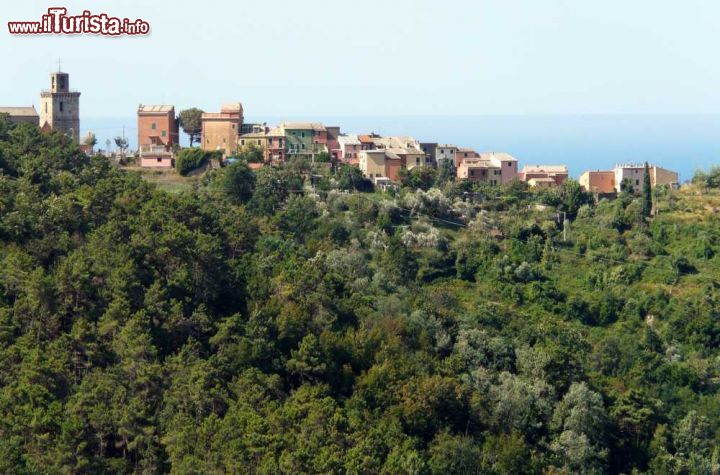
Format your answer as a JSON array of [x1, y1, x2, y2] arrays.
[[175, 148, 209, 176]]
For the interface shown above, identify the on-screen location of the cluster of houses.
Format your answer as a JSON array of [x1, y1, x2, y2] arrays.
[[0, 70, 680, 193], [137, 101, 679, 192]]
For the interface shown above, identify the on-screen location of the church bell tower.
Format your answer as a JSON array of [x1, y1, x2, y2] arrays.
[[40, 67, 81, 141]]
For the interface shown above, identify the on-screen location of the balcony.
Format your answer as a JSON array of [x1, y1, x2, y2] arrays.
[[139, 144, 173, 156]]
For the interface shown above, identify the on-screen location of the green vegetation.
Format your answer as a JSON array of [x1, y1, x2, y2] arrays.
[[175, 148, 216, 176], [0, 117, 719, 473], [693, 166, 720, 188], [178, 108, 203, 147]]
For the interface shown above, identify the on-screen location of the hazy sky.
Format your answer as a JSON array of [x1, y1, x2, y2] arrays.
[[1, 0, 719, 118]]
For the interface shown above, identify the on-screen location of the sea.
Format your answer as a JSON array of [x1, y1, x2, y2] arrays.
[[82, 115, 720, 182]]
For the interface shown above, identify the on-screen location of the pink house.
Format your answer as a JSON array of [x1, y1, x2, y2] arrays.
[[338, 134, 362, 163], [478, 152, 518, 184], [455, 147, 479, 167], [519, 165, 569, 187], [326, 126, 341, 159]]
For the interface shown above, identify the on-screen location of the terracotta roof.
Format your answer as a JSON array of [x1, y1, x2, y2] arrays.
[[0, 106, 38, 117], [358, 134, 380, 143]]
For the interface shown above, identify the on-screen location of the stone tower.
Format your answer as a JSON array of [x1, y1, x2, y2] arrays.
[[40, 70, 80, 141]]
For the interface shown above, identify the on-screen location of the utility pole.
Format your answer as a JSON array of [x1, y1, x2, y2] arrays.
[[563, 211, 567, 242]]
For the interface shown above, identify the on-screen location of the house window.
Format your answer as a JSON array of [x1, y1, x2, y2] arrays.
[[241, 140, 245, 145], [161, 130, 166, 137], [157, 157, 162, 162], [59, 101, 64, 112], [257, 140, 261, 146], [151, 123, 157, 130], [636, 179, 640, 186]]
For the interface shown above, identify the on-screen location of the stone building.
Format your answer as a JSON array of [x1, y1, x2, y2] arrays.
[[0, 106, 39, 126], [201, 103, 243, 158], [40, 71, 80, 141]]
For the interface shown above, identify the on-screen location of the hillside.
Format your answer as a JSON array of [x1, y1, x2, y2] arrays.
[[0, 119, 718, 474]]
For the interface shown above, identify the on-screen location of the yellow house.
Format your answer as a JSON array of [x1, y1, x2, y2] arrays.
[[201, 103, 243, 157], [359, 150, 387, 179], [239, 128, 269, 160]]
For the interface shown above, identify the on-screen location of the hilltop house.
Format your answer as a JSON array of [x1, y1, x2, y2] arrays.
[[282, 122, 327, 159], [137, 104, 178, 167], [580, 164, 679, 193], [578, 170, 616, 194], [456, 152, 518, 185], [201, 103, 243, 158], [420, 142, 438, 167], [454, 147, 480, 167], [436, 144, 457, 165], [338, 134, 362, 163], [239, 124, 270, 161], [519, 165, 569, 187], [326, 126, 341, 159]]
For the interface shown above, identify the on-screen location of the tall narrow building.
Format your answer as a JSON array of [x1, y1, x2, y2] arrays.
[[40, 70, 80, 141]]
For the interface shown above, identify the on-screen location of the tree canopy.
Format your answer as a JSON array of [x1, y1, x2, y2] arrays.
[[0, 116, 718, 473]]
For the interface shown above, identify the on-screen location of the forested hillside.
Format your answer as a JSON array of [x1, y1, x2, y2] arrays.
[[0, 118, 719, 474]]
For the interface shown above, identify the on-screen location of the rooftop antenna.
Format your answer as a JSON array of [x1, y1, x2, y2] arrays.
[[57, 58, 62, 72]]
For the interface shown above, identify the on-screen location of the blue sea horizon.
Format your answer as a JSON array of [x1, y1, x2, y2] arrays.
[[82, 114, 720, 182]]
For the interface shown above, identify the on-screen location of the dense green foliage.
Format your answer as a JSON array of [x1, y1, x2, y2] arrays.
[[0, 118, 719, 473], [693, 166, 720, 188], [175, 148, 211, 176], [178, 108, 203, 147]]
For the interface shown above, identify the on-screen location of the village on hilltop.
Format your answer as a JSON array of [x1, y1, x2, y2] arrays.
[[1, 69, 680, 194]]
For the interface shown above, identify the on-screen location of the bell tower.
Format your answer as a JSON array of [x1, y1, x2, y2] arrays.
[[40, 67, 80, 141]]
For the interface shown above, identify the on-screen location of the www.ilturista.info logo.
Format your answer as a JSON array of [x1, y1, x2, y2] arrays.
[[8, 8, 150, 36]]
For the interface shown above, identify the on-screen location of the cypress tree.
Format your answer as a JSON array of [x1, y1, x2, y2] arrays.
[[642, 162, 652, 217]]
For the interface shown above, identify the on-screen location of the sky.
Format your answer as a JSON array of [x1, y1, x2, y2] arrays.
[[1, 0, 719, 118]]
